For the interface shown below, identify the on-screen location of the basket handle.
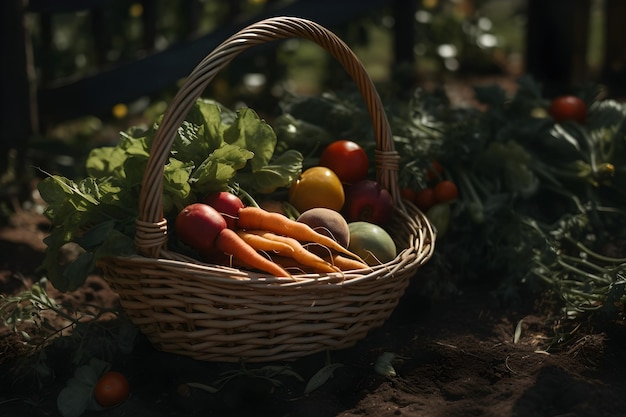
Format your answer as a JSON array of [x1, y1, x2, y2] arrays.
[[137, 16, 401, 257]]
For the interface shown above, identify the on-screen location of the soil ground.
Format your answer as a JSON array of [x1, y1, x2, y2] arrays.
[[1, 201, 625, 417]]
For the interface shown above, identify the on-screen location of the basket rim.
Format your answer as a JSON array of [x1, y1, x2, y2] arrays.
[[103, 201, 436, 288]]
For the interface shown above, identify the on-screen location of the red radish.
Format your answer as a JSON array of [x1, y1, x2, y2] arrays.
[[175, 203, 226, 254], [203, 191, 245, 229]]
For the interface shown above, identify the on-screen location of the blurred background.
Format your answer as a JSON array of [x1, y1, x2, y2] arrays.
[[2, 0, 624, 184]]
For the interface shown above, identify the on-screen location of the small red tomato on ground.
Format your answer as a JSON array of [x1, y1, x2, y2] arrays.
[[414, 188, 437, 212], [94, 371, 130, 407], [319, 140, 369, 185], [433, 180, 459, 203], [548, 95, 587, 123]]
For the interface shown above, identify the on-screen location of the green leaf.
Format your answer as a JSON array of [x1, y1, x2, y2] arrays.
[[223, 108, 277, 172], [62, 252, 95, 292], [95, 229, 136, 259], [57, 383, 93, 417], [38, 176, 100, 217], [588, 99, 626, 129], [85, 147, 125, 179], [235, 149, 303, 194], [190, 143, 254, 192], [57, 359, 109, 417], [374, 352, 397, 377], [304, 363, 343, 395], [274, 113, 334, 156], [86, 134, 150, 180], [172, 120, 210, 167], [74, 220, 116, 249], [119, 154, 147, 189], [163, 158, 194, 212], [196, 99, 234, 144]]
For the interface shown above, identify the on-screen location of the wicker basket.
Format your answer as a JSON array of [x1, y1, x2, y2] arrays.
[[99, 16, 436, 363]]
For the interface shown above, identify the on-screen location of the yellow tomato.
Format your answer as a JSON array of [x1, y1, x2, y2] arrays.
[[289, 167, 345, 213]]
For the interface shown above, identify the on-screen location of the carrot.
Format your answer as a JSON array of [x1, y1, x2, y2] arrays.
[[326, 254, 370, 271], [235, 230, 295, 255], [246, 230, 341, 274], [214, 228, 291, 278], [269, 255, 314, 274], [272, 254, 370, 273], [237, 207, 364, 262]]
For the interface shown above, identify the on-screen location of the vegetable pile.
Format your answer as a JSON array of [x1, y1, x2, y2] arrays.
[[37, 74, 626, 329], [38, 98, 397, 291]]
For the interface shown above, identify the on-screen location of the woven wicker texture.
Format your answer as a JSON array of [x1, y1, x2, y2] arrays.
[[100, 16, 436, 363]]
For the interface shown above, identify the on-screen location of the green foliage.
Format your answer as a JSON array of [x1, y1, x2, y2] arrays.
[[0, 278, 137, 392], [274, 76, 626, 321], [0, 278, 60, 336], [438, 78, 626, 312], [38, 99, 303, 292]]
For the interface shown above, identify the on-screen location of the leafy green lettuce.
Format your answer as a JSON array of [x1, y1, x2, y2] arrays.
[[38, 99, 303, 292]]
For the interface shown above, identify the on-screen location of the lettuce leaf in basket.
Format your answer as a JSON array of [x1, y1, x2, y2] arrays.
[[190, 143, 254, 192], [235, 149, 304, 194], [38, 99, 303, 292]]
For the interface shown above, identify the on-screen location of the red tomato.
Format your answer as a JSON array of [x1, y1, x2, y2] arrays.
[[94, 371, 130, 407], [548, 96, 587, 123], [319, 140, 369, 185], [400, 187, 418, 203], [433, 180, 459, 203], [343, 180, 394, 225], [414, 188, 437, 212]]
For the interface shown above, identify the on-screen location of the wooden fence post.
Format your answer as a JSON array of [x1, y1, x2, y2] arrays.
[[603, 0, 626, 97], [525, 0, 591, 97], [1, 0, 38, 176]]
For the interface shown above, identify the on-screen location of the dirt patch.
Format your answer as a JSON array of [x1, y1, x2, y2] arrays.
[[1, 206, 625, 417]]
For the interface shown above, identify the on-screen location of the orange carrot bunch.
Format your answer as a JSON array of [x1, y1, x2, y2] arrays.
[[176, 196, 369, 278]]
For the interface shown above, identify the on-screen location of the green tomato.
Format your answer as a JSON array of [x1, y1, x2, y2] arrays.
[[426, 203, 451, 238], [348, 221, 397, 266]]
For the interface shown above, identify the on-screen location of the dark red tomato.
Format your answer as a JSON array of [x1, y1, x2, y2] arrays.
[[414, 188, 437, 212], [319, 140, 369, 185], [399, 187, 418, 203], [548, 96, 587, 123], [343, 180, 394, 225], [433, 180, 459, 203]]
